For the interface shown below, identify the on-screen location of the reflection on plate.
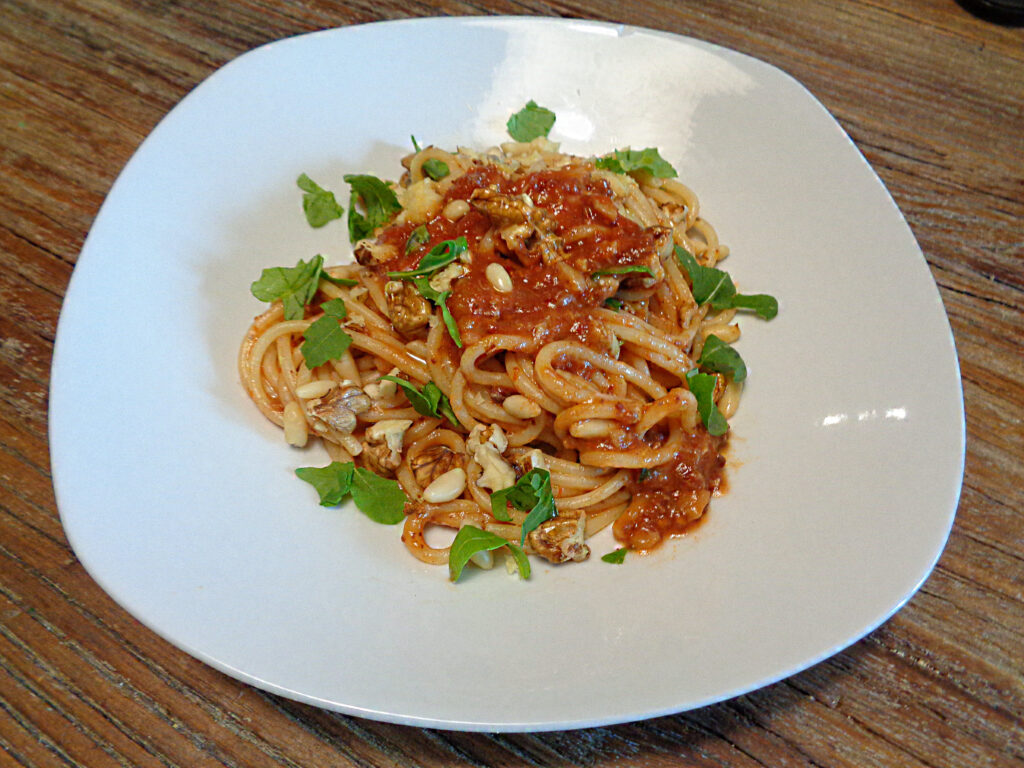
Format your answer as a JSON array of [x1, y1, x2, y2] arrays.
[[50, 17, 964, 731]]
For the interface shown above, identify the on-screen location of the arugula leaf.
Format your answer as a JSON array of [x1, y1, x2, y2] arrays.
[[322, 273, 358, 287], [698, 334, 747, 382], [595, 148, 677, 178], [604, 297, 623, 310], [380, 376, 461, 427], [675, 246, 779, 319], [506, 100, 556, 142], [295, 461, 355, 506], [421, 158, 449, 181], [591, 265, 654, 279], [296, 174, 344, 228], [301, 300, 353, 369], [449, 525, 530, 582], [344, 174, 402, 243], [251, 255, 325, 321], [388, 237, 468, 279], [685, 369, 729, 436], [350, 466, 407, 524], [296, 461, 407, 524], [411, 277, 463, 348], [601, 548, 628, 564], [411, 135, 422, 152], [405, 225, 429, 254], [489, 468, 556, 543]]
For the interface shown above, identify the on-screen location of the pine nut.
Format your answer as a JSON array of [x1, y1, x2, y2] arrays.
[[569, 418, 616, 439], [443, 199, 470, 221], [502, 394, 541, 419], [422, 467, 467, 503], [295, 380, 336, 400], [283, 401, 308, 447], [485, 262, 513, 293], [470, 549, 494, 569]]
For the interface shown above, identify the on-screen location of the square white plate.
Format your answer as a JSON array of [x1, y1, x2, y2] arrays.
[[50, 17, 964, 731]]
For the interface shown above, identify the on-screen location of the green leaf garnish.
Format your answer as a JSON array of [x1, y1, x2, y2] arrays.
[[405, 225, 430, 254], [698, 334, 747, 383], [380, 376, 460, 428], [251, 254, 325, 321], [595, 148, 677, 178], [675, 246, 778, 319], [322, 273, 358, 287], [489, 468, 556, 543], [295, 461, 355, 506], [300, 300, 353, 369], [601, 548, 628, 564], [604, 297, 623, 310], [411, 135, 422, 152], [421, 158, 449, 181], [506, 100, 556, 142], [591, 265, 655, 279], [411, 277, 462, 348], [344, 174, 402, 243], [685, 369, 729, 436], [296, 461, 406, 524], [449, 525, 530, 582], [296, 174, 344, 228], [350, 466, 407, 524], [388, 237, 468, 279]]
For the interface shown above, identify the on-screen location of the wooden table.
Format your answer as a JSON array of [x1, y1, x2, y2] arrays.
[[2, 1, 1021, 765]]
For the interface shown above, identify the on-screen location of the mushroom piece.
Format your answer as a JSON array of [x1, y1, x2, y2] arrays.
[[362, 418, 413, 476], [527, 514, 590, 564], [384, 280, 432, 335], [308, 383, 372, 434]]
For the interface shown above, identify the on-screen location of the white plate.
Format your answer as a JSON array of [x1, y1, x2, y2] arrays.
[[50, 17, 965, 731]]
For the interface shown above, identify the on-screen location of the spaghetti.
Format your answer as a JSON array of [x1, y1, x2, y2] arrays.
[[240, 136, 763, 573]]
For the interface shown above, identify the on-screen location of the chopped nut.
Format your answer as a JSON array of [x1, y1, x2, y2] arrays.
[[353, 241, 397, 266], [362, 418, 413, 476], [308, 384, 372, 433], [410, 445, 460, 487], [470, 188, 562, 267], [527, 514, 590, 564], [385, 280, 432, 335], [428, 262, 467, 293], [467, 424, 508, 454]]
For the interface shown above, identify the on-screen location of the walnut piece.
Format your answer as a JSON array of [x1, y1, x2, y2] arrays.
[[385, 280, 432, 335], [527, 515, 590, 564], [470, 188, 562, 267], [362, 418, 413, 476], [308, 384, 372, 434], [410, 445, 460, 488], [353, 241, 397, 266]]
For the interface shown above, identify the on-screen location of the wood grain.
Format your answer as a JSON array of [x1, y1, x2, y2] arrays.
[[1, 0, 1021, 765]]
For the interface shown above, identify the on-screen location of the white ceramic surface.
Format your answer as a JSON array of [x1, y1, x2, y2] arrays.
[[50, 18, 965, 731]]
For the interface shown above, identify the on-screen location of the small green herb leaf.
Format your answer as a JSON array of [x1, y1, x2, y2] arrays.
[[595, 148, 677, 178], [675, 246, 778, 319], [295, 462, 355, 506], [506, 100, 556, 142], [449, 525, 530, 582], [322, 273, 358, 287], [344, 174, 402, 243], [388, 237, 468, 279], [296, 462, 406, 524], [421, 158, 450, 180], [350, 466, 407, 524], [685, 369, 729, 436], [490, 469, 556, 543], [380, 376, 460, 428], [411, 278, 462, 348], [698, 334, 747, 383], [251, 255, 325, 321], [301, 301, 353, 369], [604, 297, 623, 310], [411, 135, 422, 152], [405, 225, 430, 254], [296, 174, 344, 228], [591, 265, 655, 279], [601, 548, 628, 564]]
